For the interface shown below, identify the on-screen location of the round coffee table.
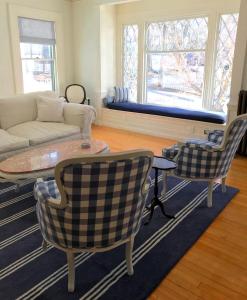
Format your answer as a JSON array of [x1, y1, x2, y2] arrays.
[[0, 139, 109, 183]]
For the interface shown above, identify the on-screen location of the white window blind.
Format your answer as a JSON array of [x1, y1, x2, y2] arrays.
[[18, 17, 55, 45]]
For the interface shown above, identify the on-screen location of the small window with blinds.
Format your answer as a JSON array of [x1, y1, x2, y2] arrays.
[[18, 17, 57, 93]]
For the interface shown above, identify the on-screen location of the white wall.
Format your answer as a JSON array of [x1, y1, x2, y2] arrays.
[[72, 0, 118, 123], [100, 5, 116, 96], [0, 0, 74, 97], [243, 54, 247, 89], [116, 0, 240, 15], [72, 0, 101, 109]]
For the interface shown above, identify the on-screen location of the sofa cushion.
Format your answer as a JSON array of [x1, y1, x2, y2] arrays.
[[0, 129, 29, 154], [7, 121, 80, 146], [0, 91, 58, 130], [37, 96, 64, 122]]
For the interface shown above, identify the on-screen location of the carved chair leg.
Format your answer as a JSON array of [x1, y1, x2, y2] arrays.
[[67, 252, 75, 293], [222, 176, 227, 193], [207, 181, 214, 208], [125, 237, 134, 276]]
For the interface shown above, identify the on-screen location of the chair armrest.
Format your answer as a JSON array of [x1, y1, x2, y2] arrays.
[[63, 103, 96, 139], [34, 179, 63, 209], [207, 130, 224, 145]]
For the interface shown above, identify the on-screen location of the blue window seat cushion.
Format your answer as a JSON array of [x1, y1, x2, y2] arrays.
[[106, 102, 226, 124]]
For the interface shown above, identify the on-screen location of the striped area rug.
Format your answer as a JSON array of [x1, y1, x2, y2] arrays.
[[0, 175, 238, 300]]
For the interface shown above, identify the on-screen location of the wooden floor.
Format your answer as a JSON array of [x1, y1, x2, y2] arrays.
[[92, 125, 247, 300]]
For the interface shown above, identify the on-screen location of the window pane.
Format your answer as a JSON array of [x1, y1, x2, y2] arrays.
[[213, 14, 239, 112], [20, 43, 53, 59], [123, 24, 138, 102], [21, 59, 55, 93], [146, 18, 208, 51], [146, 52, 205, 109]]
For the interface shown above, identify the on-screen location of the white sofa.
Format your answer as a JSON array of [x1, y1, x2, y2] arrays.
[[0, 91, 96, 161]]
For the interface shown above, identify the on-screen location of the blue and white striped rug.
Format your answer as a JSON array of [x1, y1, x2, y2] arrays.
[[0, 175, 238, 300]]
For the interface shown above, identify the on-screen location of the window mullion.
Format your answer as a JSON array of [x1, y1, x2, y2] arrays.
[[203, 13, 219, 111], [138, 22, 145, 104]]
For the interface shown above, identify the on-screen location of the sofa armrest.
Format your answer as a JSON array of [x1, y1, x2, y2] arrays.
[[63, 103, 96, 139]]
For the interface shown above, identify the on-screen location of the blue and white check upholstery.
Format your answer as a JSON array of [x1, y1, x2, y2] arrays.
[[162, 144, 180, 160], [207, 130, 224, 145], [162, 117, 247, 179], [114, 87, 129, 102], [34, 156, 152, 250]]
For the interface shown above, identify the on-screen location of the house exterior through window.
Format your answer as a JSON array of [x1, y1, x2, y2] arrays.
[[122, 14, 239, 113], [18, 17, 57, 93]]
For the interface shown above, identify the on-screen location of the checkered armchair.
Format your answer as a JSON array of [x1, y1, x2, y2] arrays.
[[162, 114, 247, 207], [34, 150, 153, 292]]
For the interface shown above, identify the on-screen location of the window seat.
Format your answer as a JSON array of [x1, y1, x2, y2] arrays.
[[106, 102, 226, 124]]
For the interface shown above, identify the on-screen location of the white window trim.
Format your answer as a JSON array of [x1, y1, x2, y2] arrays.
[[8, 4, 65, 94], [118, 9, 239, 111]]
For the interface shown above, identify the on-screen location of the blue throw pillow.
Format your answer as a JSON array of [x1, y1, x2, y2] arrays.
[[114, 86, 129, 102]]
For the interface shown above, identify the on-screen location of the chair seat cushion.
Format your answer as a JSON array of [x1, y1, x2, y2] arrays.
[[106, 102, 226, 124], [0, 129, 29, 154], [7, 121, 80, 146]]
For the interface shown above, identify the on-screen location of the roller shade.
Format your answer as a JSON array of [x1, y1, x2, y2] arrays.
[[18, 17, 55, 45]]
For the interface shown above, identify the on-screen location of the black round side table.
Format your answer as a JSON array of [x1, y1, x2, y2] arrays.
[[145, 156, 176, 225]]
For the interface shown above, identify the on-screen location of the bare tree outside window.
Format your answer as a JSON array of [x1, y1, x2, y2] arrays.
[[145, 18, 208, 109], [123, 25, 138, 102]]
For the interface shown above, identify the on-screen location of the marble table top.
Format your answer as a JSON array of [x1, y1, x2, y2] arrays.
[[0, 139, 108, 174]]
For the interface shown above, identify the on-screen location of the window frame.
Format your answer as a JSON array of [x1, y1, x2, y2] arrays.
[[8, 4, 65, 94], [20, 43, 57, 93], [122, 23, 139, 102], [119, 10, 239, 112], [144, 17, 209, 109]]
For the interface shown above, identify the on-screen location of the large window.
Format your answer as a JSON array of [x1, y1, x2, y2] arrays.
[[145, 18, 208, 109], [121, 14, 239, 113], [123, 24, 138, 102], [18, 17, 57, 93]]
